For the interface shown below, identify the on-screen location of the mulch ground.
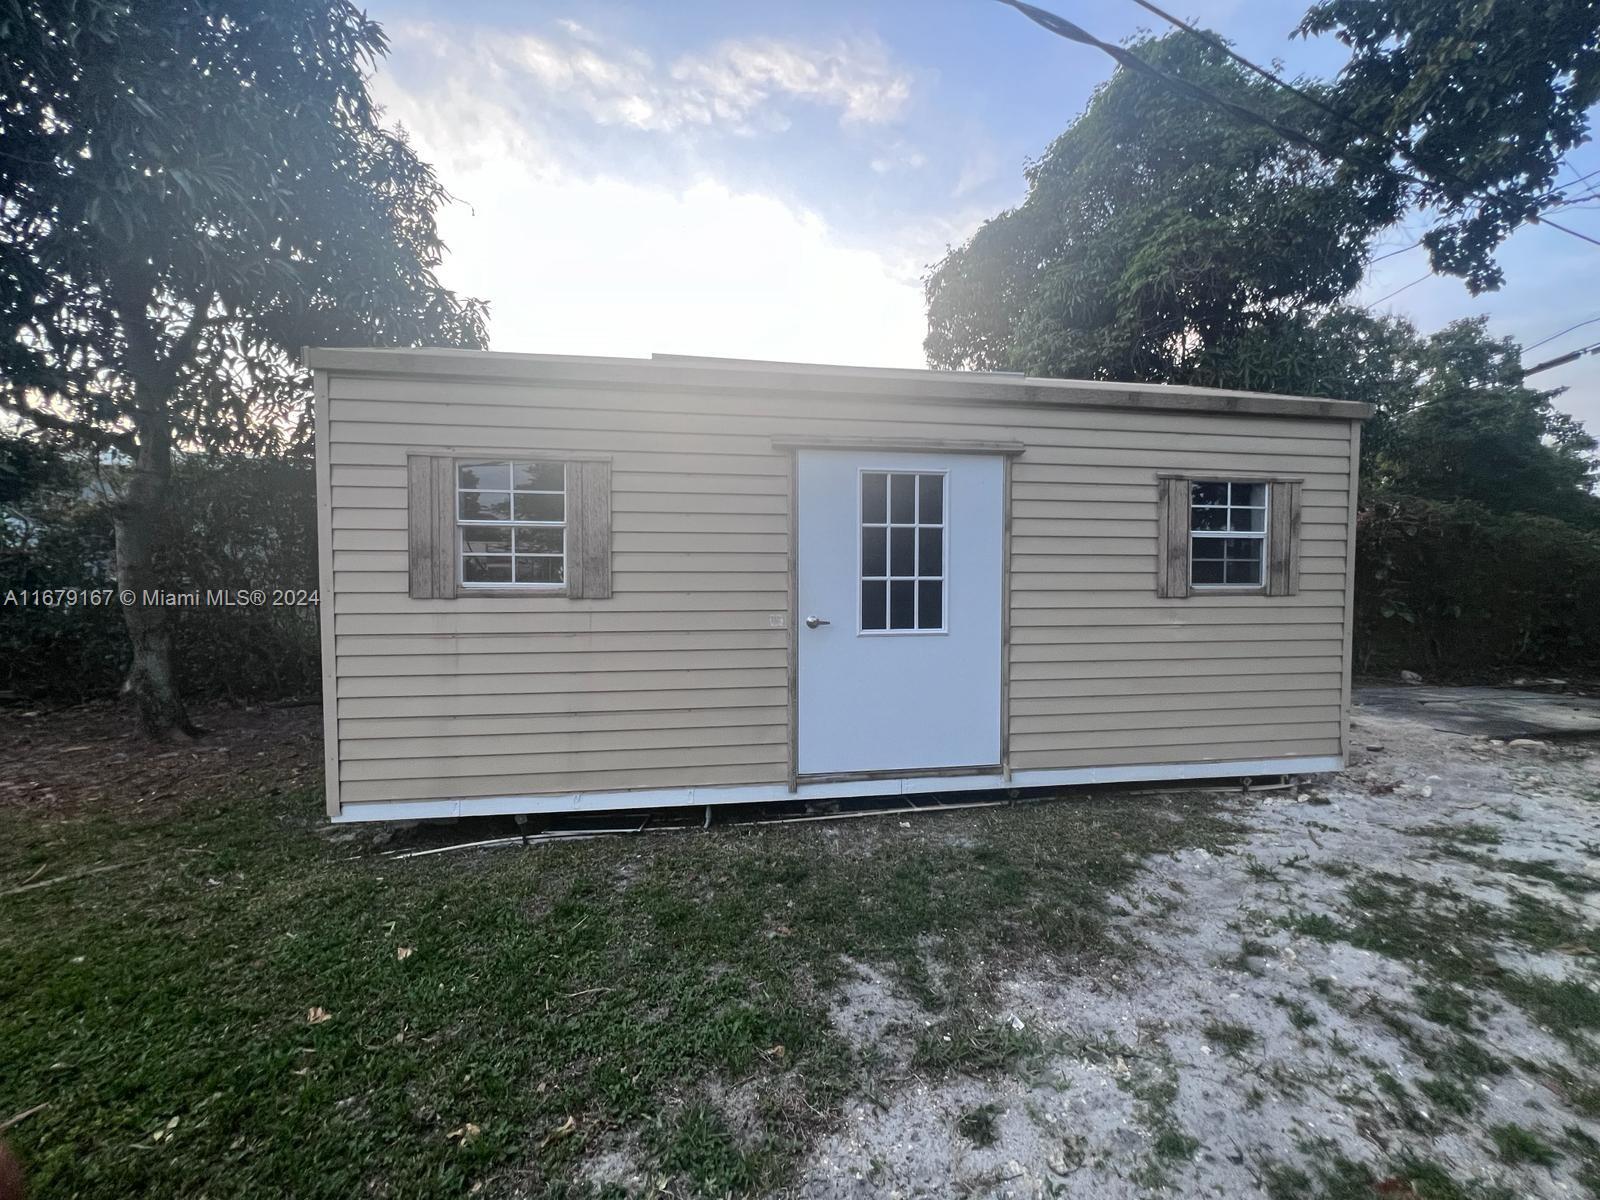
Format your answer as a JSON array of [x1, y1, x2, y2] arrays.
[[0, 701, 322, 819]]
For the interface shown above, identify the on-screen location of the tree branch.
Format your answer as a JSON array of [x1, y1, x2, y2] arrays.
[[3, 394, 137, 454]]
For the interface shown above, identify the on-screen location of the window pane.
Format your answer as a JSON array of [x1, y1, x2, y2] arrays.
[[514, 461, 564, 491], [460, 490, 511, 521], [1225, 558, 1262, 586], [918, 527, 943, 577], [889, 580, 915, 629], [1192, 537, 1225, 560], [458, 461, 509, 491], [1230, 482, 1265, 507], [1192, 558, 1225, 585], [862, 472, 887, 523], [861, 526, 886, 577], [1224, 537, 1262, 561], [515, 556, 564, 585], [861, 580, 887, 630], [462, 556, 513, 584], [890, 474, 915, 523], [889, 527, 915, 576], [1192, 481, 1227, 506], [917, 580, 943, 630], [1191, 506, 1227, 532], [1229, 506, 1265, 532], [514, 492, 565, 522], [516, 527, 563, 555], [461, 525, 512, 554], [917, 474, 943, 524]]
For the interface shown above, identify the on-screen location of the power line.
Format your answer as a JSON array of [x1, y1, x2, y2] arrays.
[[1122, 0, 1362, 136], [1523, 315, 1600, 353], [1532, 214, 1600, 250], [1370, 239, 1422, 264], [1523, 339, 1600, 378], [1009, 0, 1600, 257], [1362, 272, 1433, 309], [993, 0, 1373, 173]]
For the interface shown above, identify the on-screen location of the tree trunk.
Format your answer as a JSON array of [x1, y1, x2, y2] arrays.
[[113, 413, 197, 739]]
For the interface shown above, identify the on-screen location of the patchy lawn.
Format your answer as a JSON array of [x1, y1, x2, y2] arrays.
[[1, 701, 1597, 1199]]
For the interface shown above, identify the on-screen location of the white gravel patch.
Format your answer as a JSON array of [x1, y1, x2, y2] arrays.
[[792, 709, 1600, 1199]]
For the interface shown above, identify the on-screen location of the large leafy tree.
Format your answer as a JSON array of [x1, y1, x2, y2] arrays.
[[927, 25, 1600, 524], [1365, 318, 1600, 524], [1301, 0, 1600, 292], [924, 34, 1402, 384], [1, 1, 487, 735]]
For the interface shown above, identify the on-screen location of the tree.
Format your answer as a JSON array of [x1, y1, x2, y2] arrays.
[[1366, 319, 1600, 525], [925, 30, 1600, 525], [998, 0, 1600, 294], [0, 1, 488, 735], [1300, 0, 1600, 292], [924, 34, 1401, 385]]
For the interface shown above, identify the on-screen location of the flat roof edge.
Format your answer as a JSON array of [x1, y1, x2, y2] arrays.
[[303, 347, 1374, 421]]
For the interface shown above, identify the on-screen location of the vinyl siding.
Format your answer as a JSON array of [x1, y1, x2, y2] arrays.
[[320, 361, 1359, 817]]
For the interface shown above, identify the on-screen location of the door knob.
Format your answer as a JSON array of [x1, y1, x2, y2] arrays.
[[805, 615, 831, 629]]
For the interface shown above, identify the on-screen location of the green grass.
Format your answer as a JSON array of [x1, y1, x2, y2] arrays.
[[0, 778, 1240, 1198], [1273, 994, 1319, 1030], [1263, 1148, 1517, 1200], [1489, 1122, 1561, 1167], [1203, 1020, 1258, 1056], [1307, 870, 1600, 1046], [911, 1015, 1046, 1078], [955, 1102, 1004, 1148], [1408, 822, 1503, 847]]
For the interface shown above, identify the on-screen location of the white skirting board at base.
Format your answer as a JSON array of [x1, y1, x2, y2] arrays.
[[330, 755, 1345, 824]]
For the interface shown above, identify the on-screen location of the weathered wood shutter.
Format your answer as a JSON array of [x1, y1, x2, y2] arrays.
[[1266, 479, 1303, 597], [1155, 476, 1191, 598], [566, 460, 612, 600], [406, 455, 611, 599], [407, 454, 457, 599]]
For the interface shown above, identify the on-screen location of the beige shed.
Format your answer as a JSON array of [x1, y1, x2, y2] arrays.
[[306, 348, 1369, 823]]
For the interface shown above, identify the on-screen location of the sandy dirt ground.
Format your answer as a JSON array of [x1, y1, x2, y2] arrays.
[[795, 709, 1600, 1199]]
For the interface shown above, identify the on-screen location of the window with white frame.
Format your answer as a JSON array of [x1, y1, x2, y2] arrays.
[[860, 470, 946, 632], [457, 460, 566, 587], [1189, 480, 1267, 588]]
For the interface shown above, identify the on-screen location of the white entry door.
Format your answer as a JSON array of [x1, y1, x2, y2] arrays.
[[796, 450, 1004, 776]]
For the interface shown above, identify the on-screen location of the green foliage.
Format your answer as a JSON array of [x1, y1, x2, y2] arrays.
[[0, 0, 487, 451], [1300, 0, 1600, 292], [0, 447, 319, 703], [924, 33, 1398, 384], [1, 0, 487, 729], [1489, 1123, 1561, 1167], [1355, 496, 1600, 678], [0, 768, 1239, 1195], [1363, 319, 1600, 525]]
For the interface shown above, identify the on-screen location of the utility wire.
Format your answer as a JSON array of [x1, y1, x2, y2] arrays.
[[1005, 0, 1600, 256], [993, 0, 1381, 175], [1362, 272, 1433, 309], [1123, 0, 1373, 140], [1532, 214, 1600, 249], [1369, 239, 1422, 264], [1523, 339, 1600, 378], [1523, 315, 1600, 353]]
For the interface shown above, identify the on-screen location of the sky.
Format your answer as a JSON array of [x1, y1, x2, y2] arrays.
[[365, 0, 1600, 433]]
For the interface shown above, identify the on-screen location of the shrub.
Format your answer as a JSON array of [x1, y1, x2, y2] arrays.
[[1, 447, 318, 704], [1355, 495, 1600, 679]]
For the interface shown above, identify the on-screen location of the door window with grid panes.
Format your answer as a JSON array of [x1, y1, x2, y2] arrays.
[[860, 470, 946, 632]]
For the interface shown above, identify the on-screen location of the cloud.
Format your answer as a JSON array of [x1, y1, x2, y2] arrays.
[[670, 37, 913, 128], [393, 18, 913, 136], [869, 142, 929, 174], [371, 29, 940, 368]]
